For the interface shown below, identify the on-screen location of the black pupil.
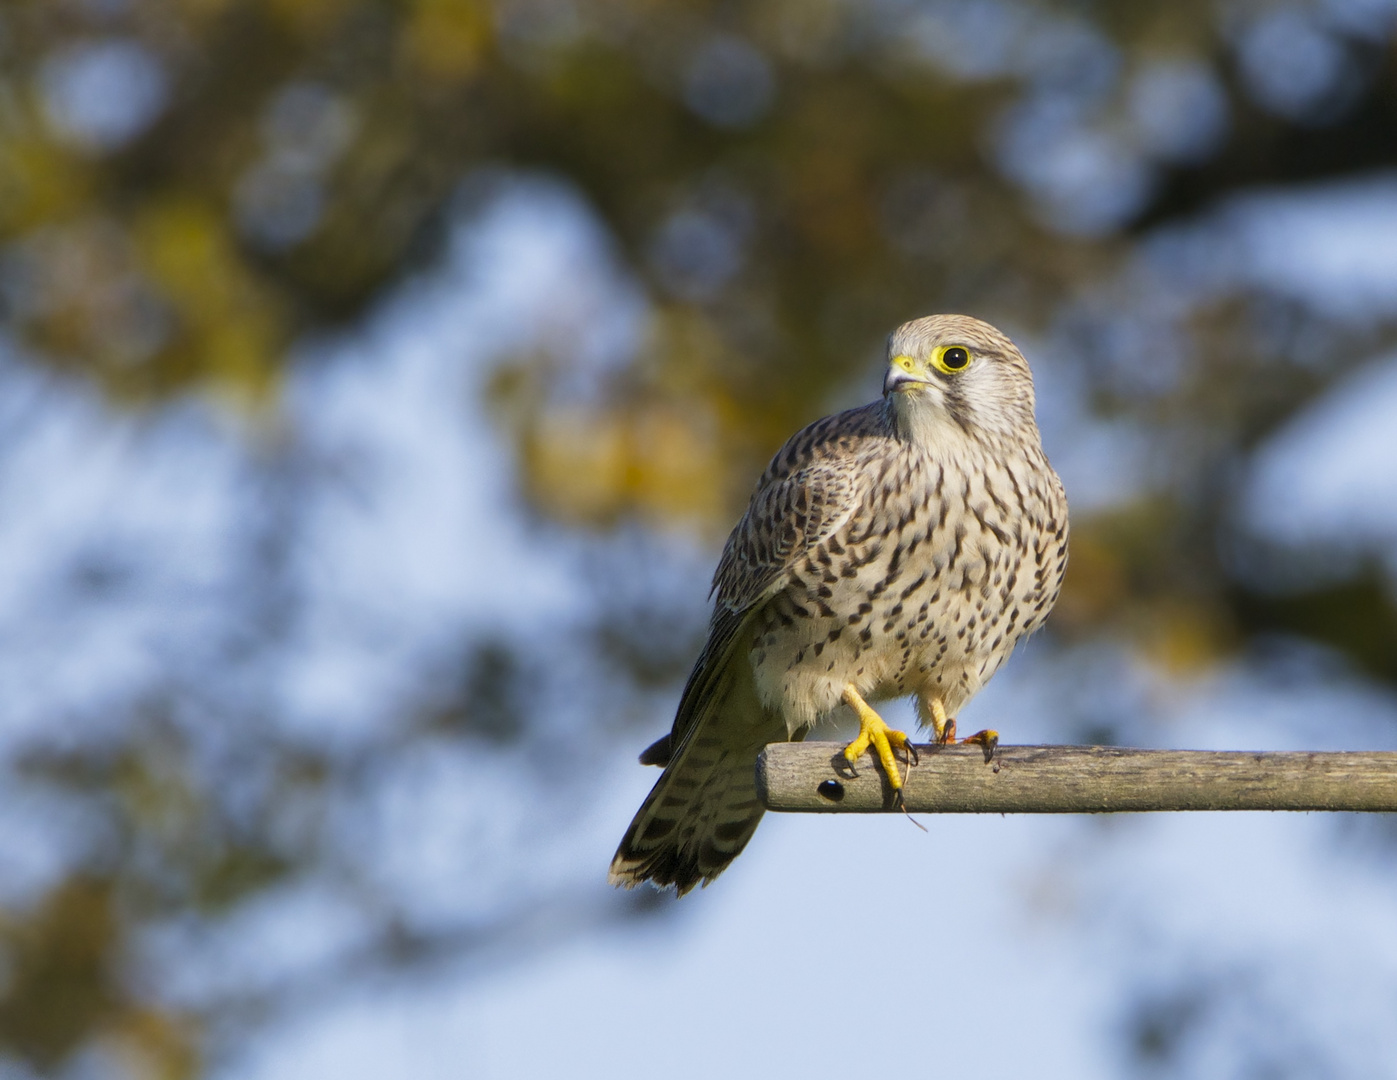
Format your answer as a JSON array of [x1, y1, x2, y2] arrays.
[[943, 347, 968, 369]]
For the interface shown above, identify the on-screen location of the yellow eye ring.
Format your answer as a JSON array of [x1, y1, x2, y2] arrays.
[[931, 345, 972, 374]]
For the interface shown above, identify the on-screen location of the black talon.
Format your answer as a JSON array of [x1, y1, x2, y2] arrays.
[[962, 729, 999, 763]]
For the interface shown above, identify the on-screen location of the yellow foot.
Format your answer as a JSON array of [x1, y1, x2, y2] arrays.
[[841, 686, 918, 791], [928, 697, 999, 763]]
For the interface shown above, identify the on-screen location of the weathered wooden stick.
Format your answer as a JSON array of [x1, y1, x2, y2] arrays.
[[756, 743, 1397, 813]]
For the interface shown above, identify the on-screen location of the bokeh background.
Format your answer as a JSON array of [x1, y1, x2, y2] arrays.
[[4, 0, 1397, 1076]]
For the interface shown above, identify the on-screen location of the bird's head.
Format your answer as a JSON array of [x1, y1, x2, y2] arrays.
[[883, 314, 1040, 445]]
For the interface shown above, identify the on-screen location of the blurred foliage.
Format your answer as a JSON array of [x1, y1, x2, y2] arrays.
[[4, 0, 1397, 1075]]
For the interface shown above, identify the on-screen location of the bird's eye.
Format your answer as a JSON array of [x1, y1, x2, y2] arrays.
[[932, 345, 972, 374]]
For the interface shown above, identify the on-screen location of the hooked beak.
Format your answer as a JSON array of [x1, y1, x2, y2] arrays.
[[884, 356, 929, 396]]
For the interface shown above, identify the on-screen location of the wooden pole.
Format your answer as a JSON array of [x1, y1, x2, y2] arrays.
[[756, 743, 1397, 813]]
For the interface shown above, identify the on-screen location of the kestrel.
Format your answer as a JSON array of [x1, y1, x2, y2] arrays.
[[609, 315, 1068, 894]]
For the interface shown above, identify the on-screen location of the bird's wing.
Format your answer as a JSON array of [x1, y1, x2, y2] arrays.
[[613, 408, 884, 892], [710, 455, 863, 613], [661, 409, 879, 756]]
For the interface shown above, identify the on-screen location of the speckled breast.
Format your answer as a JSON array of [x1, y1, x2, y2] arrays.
[[748, 441, 1067, 732]]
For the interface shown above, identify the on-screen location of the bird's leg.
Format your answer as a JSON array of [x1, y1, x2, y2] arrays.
[[927, 696, 954, 742], [926, 696, 999, 762], [841, 686, 916, 791]]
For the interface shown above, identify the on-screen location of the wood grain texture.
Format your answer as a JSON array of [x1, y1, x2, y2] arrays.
[[756, 743, 1397, 813]]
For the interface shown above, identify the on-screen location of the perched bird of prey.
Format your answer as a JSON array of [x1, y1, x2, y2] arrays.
[[609, 315, 1068, 895]]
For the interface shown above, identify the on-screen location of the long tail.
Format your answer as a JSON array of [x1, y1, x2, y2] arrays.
[[609, 668, 792, 896]]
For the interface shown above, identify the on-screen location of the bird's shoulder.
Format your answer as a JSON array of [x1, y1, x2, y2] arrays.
[[711, 402, 891, 612], [753, 401, 891, 486]]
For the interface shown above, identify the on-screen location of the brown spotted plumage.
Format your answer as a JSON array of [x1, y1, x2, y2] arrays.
[[609, 315, 1068, 895]]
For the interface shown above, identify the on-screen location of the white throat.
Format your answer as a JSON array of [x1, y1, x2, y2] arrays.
[[886, 388, 964, 451]]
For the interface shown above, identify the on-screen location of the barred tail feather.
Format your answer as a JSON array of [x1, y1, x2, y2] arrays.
[[609, 673, 791, 896]]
